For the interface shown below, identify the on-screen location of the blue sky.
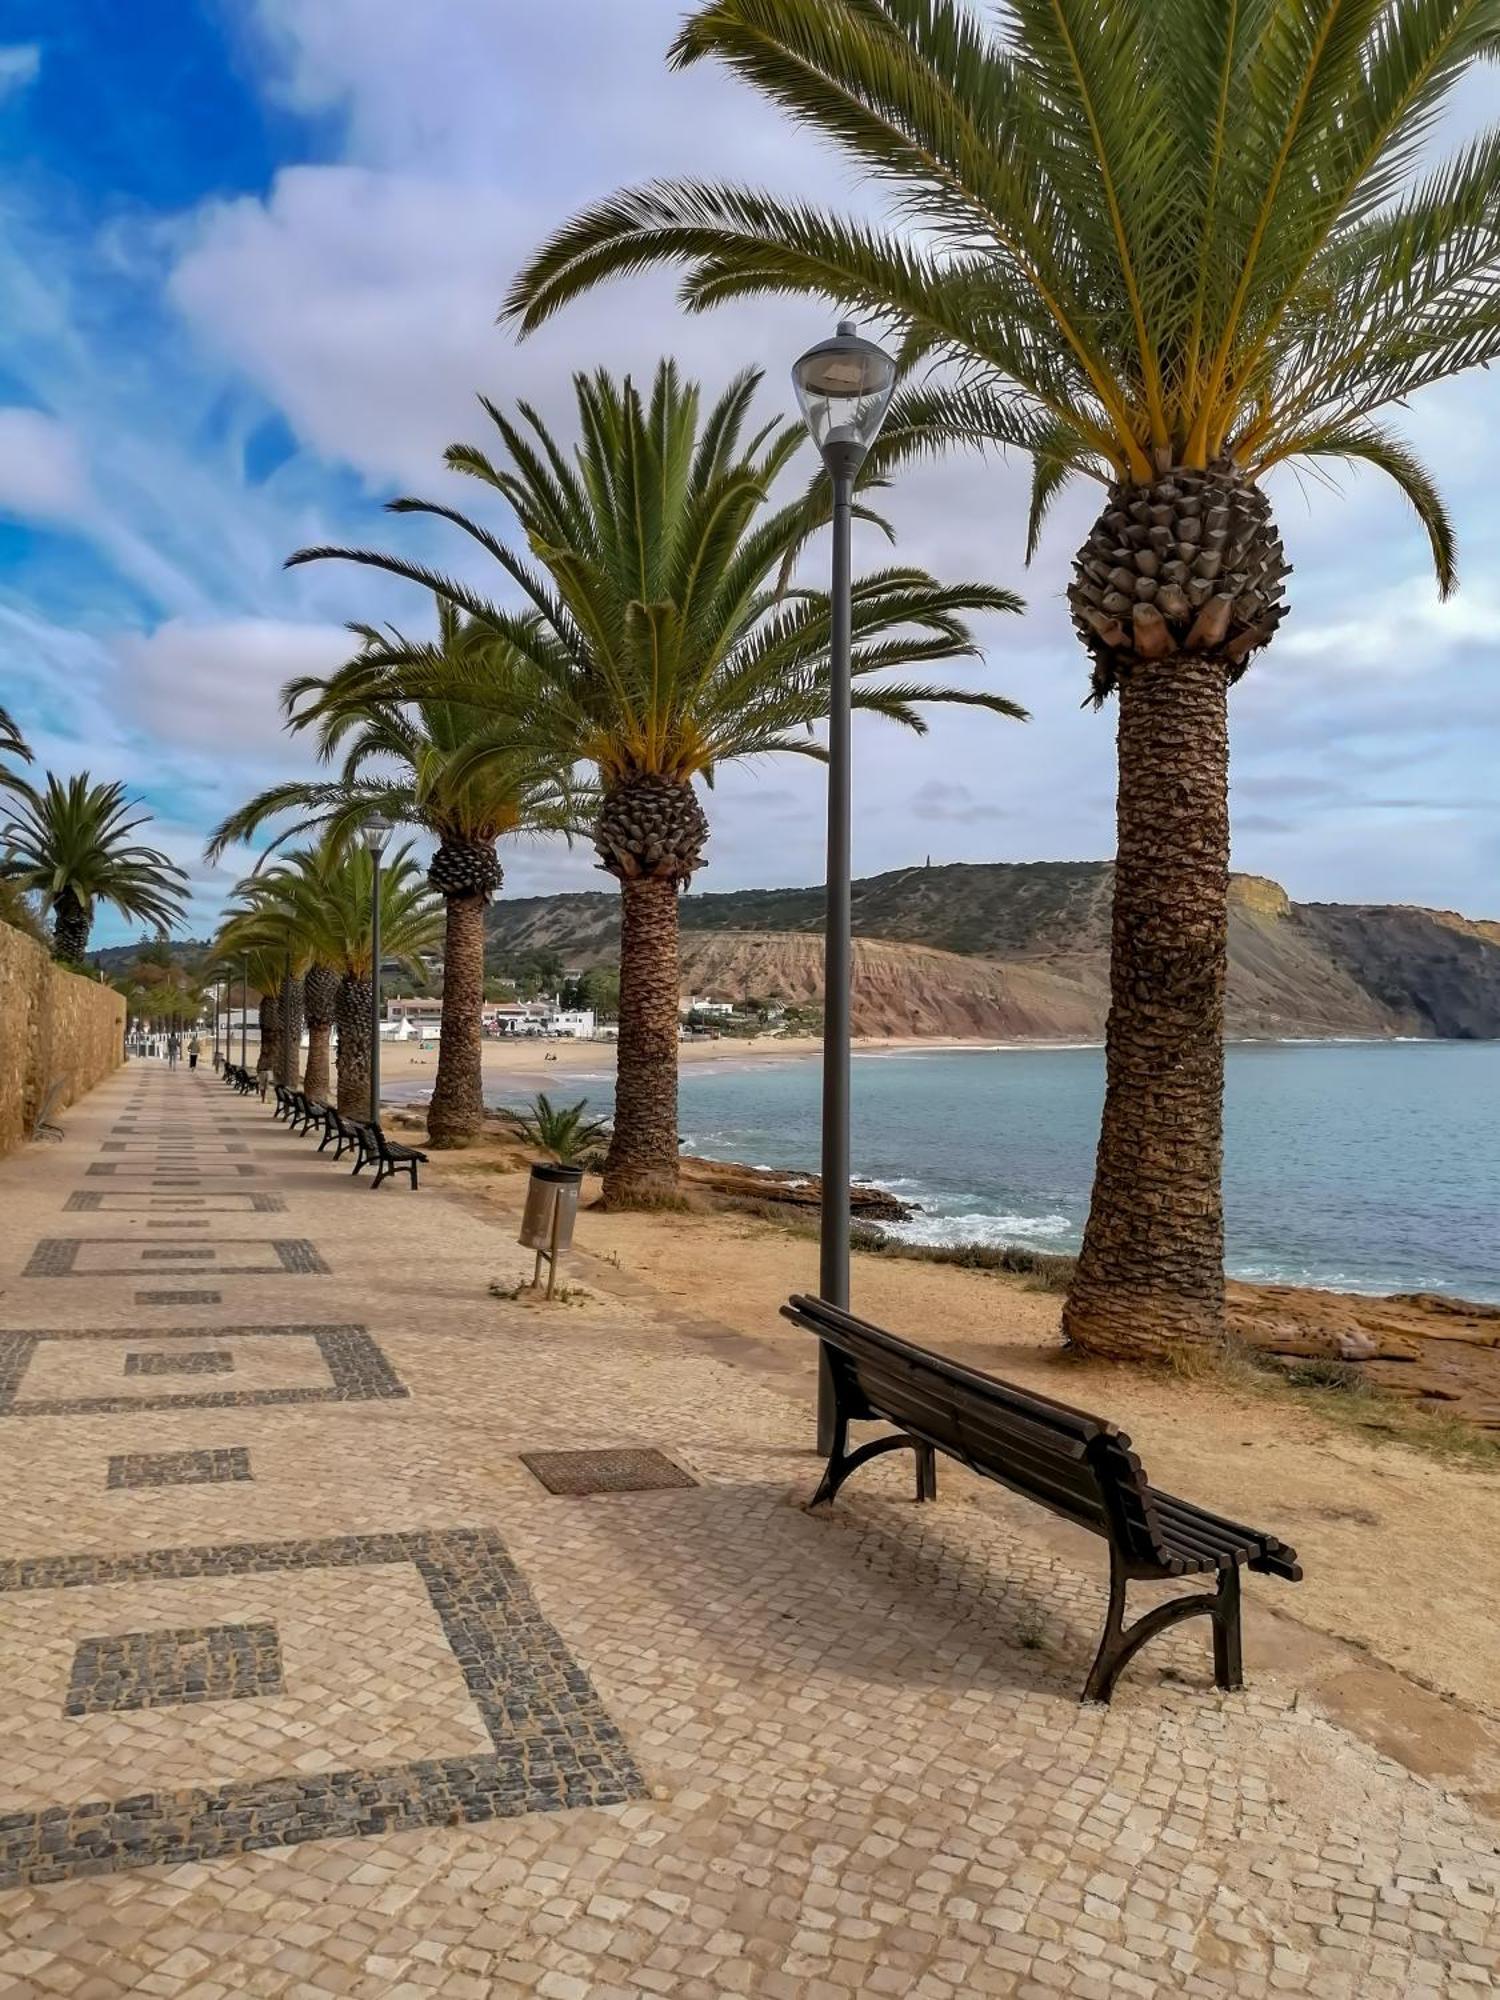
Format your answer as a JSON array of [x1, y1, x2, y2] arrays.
[[1, 2, 1497, 948]]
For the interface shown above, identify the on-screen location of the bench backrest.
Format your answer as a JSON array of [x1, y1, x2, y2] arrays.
[[784, 1296, 1170, 1568]]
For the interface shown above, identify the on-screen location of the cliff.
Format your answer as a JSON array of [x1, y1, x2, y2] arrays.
[[486, 861, 1500, 1042]]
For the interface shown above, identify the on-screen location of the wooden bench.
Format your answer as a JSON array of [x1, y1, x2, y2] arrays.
[[353, 1120, 428, 1191], [271, 1083, 295, 1120], [316, 1105, 368, 1163], [288, 1092, 324, 1135], [782, 1295, 1301, 1703]]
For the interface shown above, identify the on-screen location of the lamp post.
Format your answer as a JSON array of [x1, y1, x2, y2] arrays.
[[239, 957, 248, 1070], [363, 814, 393, 1126], [792, 321, 897, 1450], [212, 978, 221, 1070]]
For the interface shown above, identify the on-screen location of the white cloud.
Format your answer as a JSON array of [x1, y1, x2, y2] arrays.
[[113, 617, 352, 753], [0, 44, 40, 98], [0, 406, 91, 521]]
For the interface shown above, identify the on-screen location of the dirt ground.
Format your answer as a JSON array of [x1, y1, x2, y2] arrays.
[[424, 1143, 1500, 1724]]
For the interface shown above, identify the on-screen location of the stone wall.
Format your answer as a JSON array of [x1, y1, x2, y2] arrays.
[[0, 920, 126, 1157]]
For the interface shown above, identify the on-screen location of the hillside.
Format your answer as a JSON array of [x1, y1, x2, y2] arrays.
[[486, 861, 1500, 1041]]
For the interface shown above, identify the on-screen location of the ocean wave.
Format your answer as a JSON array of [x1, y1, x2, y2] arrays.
[[886, 1209, 1076, 1249]]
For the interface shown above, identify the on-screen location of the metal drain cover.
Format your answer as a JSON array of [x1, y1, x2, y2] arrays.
[[520, 1447, 696, 1495]]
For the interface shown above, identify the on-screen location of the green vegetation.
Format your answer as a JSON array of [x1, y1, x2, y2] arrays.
[[208, 596, 577, 1147], [499, 1093, 612, 1166], [0, 773, 188, 961], [212, 840, 442, 1116]]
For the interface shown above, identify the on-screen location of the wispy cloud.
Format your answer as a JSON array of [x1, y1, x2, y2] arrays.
[[0, 43, 40, 98]]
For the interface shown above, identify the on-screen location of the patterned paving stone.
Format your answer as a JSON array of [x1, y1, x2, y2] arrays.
[[21, 1238, 330, 1277], [124, 1350, 235, 1377], [64, 1621, 284, 1715], [0, 1324, 407, 1417], [65, 1194, 286, 1211], [0, 1528, 644, 1886], [520, 1446, 698, 1494], [133, 1290, 224, 1305], [107, 1448, 252, 1490]]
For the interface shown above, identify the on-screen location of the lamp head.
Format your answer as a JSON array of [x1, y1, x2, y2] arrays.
[[362, 812, 393, 857], [792, 320, 897, 475]]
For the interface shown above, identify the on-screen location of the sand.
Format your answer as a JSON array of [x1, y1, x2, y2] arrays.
[[377, 1029, 1010, 1099], [422, 1144, 1500, 1722]]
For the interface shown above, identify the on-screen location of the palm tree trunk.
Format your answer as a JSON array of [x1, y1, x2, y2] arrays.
[[256, 996, 279, 1079], [302, 963, 338, 1103], [276, 972, 304, 1090], [303, 1021, 333, 1102], [51, 888, 89, 962], [426, 892, 487, 1148], [603, 874, 681, 1206], [335, 973, 372, 1119], [1061, 655, 1230, 1361]]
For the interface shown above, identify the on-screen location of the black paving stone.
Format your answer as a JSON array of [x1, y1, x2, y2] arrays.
[[124, 1350, 235, 1377], [107, 1447, 252, 1489], [64, 1622, 283, 1714]]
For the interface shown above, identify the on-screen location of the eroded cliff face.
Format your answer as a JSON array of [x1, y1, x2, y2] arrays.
[[677, 932, 1105, 1040], [486, 862, 1500, 1042]]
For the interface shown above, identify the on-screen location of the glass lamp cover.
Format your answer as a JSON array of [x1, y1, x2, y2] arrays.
[[792, 320, 897, 460], [363, 813, 393, 855]]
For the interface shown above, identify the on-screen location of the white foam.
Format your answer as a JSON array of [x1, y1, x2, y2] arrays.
[[886, 1209, 1076, 1249]]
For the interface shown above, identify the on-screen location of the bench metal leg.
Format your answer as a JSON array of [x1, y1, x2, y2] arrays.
[[1084, 1547, 1244, 1704], [1211, 1562, 1243, 1691], [811, 1428, 937, 1508]]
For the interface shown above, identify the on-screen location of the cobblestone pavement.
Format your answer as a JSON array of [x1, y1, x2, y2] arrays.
[[0, 1065, 1496, 1998]]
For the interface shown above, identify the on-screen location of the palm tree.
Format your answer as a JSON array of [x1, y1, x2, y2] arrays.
[[207, 602, 575, 1146], [501, 1092, 612, 1166], [0, 773, 187, 961], [506, 0, 1500, 1350], [215, 842, 442, 1116], [285, 362, 1024, 1204]]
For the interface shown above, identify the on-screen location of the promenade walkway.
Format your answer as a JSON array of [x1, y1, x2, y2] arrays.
[[0, 1064, 1495, 1998]]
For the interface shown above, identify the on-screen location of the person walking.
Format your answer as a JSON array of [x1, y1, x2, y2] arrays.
[[188, 1034, 200, 1071], [167, 1032, 180, 1070]]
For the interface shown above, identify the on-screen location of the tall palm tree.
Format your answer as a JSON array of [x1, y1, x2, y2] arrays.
[[207, 609, 572, 1146], [0, 773, 187, 961], [215, 842, 441, 1115], [285, 362, 1024, 1204], [506, 0, 1500, 1348]]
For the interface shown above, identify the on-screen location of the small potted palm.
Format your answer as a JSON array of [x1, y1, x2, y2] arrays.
[[501, 1094, 611, 1293]]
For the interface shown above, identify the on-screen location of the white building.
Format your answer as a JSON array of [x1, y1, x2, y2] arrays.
[[385, 997, 443, 1022], [550, 1008, 596, 1039], [486, 1000, 598, 1039], [680, 996, 737, 1019]]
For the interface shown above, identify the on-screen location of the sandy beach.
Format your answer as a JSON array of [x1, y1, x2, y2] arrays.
[[376, 1028, 1015, 1097]]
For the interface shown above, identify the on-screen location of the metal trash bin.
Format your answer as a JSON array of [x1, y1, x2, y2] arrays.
[[519, 1162, 583, 1296]]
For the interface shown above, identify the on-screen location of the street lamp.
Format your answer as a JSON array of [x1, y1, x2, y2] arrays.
[[363, 813, 393, 1127], [239, 956, 248, 1071], [792, 321, 897, 1451]]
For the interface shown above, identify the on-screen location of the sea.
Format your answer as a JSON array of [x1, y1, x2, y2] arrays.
[[451, 1040, 1500, 1304]]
